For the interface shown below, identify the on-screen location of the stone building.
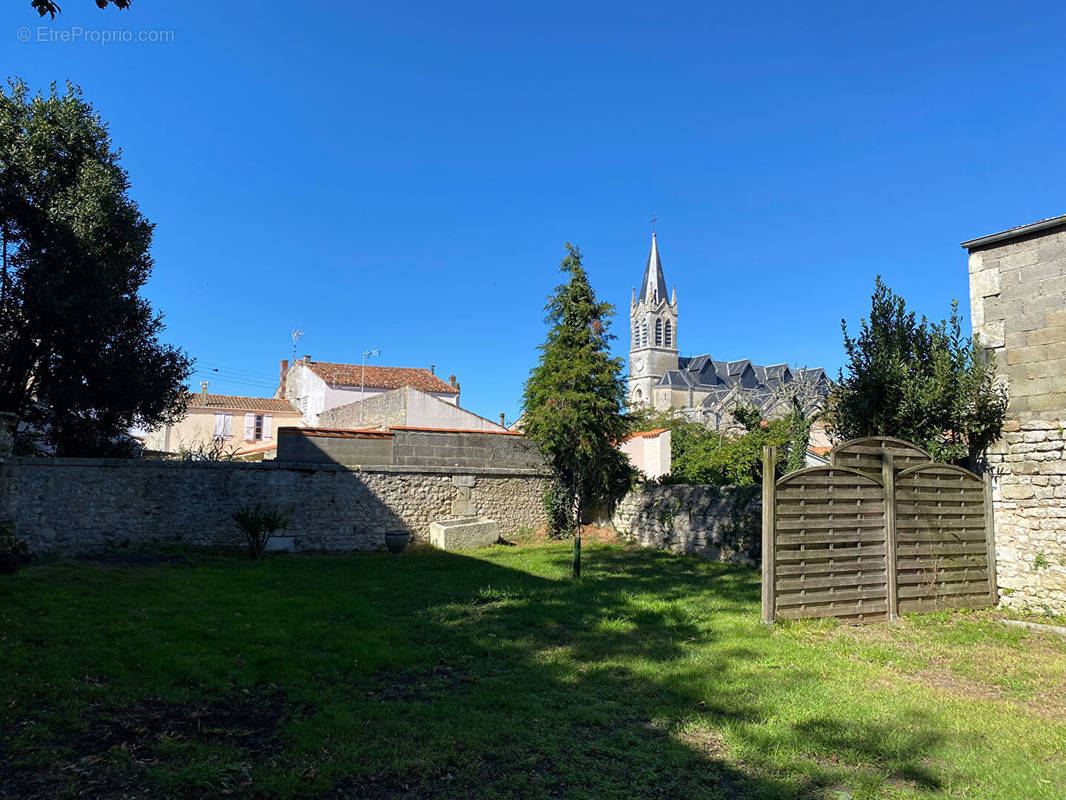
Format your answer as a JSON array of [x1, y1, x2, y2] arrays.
[[628, 233, 830, 428], [280, 356, 460, 426], [964, 213, 1066, 616], [142, 385, 303, 458]]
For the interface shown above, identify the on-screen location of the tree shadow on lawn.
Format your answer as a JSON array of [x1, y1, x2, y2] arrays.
[[1, 545, 950, 799], [295, 546, 948, 799]]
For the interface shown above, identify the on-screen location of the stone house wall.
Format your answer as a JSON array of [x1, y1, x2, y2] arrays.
[[612, 483, 762, 564], [1, 456, 548, 556], [966, 218, 1066, 615]]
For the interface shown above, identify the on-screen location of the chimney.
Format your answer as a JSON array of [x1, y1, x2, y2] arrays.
[[429, 364, 435, 375], [200, 381, 209, 403], [449, 374, 457, 388], [280, 359, 289, 396], [499, 413, 506, 428], [303, 354, 311, 364]]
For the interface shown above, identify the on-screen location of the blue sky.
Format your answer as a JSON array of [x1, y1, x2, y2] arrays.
[[5, 1, 1065, 422]]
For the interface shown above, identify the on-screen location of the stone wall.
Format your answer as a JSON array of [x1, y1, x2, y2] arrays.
[[612, 483, 762, 564], [2, 457, 548, 555], [967, 218, 1066, 615]]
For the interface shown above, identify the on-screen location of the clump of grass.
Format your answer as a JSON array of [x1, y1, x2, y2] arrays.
[[231, 503, 290, 560]]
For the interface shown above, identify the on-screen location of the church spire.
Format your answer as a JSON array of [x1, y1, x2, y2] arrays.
[[638, 232, 668, 304]]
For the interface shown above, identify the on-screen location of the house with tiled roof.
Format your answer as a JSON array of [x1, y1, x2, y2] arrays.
[[280, 356, 461, 427], [143, 384, 303, 457], [629, 233, 830, 430]]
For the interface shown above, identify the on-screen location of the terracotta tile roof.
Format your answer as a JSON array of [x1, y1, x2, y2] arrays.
[[622, 428, 670, 442], [388, 426, 523, 436], [187, 393, 300, 414], [808, 445, 832, 456], [279, 427, 395, 440], [304, 361, 458, 394]]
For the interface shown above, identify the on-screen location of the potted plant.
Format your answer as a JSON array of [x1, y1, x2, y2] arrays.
[[384, 529, 411, 555]]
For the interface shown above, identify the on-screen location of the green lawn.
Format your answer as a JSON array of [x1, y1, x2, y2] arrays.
[[1, 543, 1064, 799]]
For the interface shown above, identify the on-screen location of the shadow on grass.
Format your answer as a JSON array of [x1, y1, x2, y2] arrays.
[[0, 544, 953, 800]]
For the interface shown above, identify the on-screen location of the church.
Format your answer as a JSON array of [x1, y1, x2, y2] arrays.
[[628, 233, 830, 430]]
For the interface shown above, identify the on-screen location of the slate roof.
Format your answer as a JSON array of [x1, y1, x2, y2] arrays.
[[188, 394, 301, 413], [638, 233, 669, 303], [662, 355, 831, 412], [304, 361, 459, 394]]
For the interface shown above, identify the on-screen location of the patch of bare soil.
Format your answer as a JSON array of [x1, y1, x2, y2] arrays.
[[0, 689, 286, 800], [364, 662, 472, 704], [502, 524, 624, 547]]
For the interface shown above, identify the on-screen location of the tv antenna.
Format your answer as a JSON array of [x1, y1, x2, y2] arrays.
[[291, 328, 304, 361]]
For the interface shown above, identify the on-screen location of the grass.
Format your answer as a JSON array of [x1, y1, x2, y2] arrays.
[[1, 543, 1064, 799]]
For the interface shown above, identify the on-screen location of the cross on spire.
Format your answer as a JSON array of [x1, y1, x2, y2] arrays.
[[651, 214, 659, 234]]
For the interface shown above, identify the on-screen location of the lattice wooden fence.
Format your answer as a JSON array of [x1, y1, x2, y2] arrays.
[[761, 437, 997, 623]]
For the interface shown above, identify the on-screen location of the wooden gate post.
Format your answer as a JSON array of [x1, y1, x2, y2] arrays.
[[881, 454, 899, 619], [761, 445, 777, 624], [984, 472, 999, 606]]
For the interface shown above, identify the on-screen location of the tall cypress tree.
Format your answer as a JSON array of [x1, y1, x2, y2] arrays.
[[522, 244, 631, 577]]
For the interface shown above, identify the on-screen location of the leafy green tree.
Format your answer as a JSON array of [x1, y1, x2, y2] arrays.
[[0, 79, 191, 456], [629, 405, 811, 486], [31, 0, 131, 17], [832, 276, 1007, 467], [522, 244, 632, 577]]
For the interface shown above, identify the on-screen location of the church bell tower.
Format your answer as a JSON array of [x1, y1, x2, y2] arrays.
[[629, 232, 679, 407]]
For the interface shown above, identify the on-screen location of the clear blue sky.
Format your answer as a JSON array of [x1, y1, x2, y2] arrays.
[[5, 1, 1065, 422]]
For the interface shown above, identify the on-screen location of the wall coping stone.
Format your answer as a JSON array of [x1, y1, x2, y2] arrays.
[[12, 456, 549, 478]]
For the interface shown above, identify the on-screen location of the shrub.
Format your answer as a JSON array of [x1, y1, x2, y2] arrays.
[[542, 477, 575, 539], [0, 524, 30, 575], [232, 504, 291, 560]]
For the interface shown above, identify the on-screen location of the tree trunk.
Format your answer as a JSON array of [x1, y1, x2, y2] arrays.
[[572, 478, 582, 579]]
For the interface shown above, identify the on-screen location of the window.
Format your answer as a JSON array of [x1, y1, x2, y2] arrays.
[[244, 413, 273, 442], [641, 321, 648, 346], [655, 319, 663, 346], [665, 320, 672, 347], [213, 412, 233, 439]]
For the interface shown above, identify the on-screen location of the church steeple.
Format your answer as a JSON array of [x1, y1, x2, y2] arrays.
[[629, 231, 679, 408], [638, 233, 669, 304]]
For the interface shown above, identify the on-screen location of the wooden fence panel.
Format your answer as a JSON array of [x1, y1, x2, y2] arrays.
[[763, 438, 997, 624], [772, 466, 888, 623], [894, 464, 994, 613], [830, 437, 931, 482]]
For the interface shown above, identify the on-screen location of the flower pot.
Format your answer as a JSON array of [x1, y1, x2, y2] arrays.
[[384, 530, 411, 555]]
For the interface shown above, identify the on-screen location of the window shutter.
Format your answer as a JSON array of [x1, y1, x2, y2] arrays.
[[223, 413, 233, 439], [245, 413, 255, 441], [263, 415, 273, 441], [214, 413, 224, 437]]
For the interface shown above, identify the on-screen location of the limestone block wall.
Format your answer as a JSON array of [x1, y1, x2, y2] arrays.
[[278, 427, 544, 471], [612, 483, 762, 564], [967, 219, 1066, 615], [3, 458, 548, 555]]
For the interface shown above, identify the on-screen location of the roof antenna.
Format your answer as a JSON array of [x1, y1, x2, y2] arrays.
[[291, 328, 304, 362]]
